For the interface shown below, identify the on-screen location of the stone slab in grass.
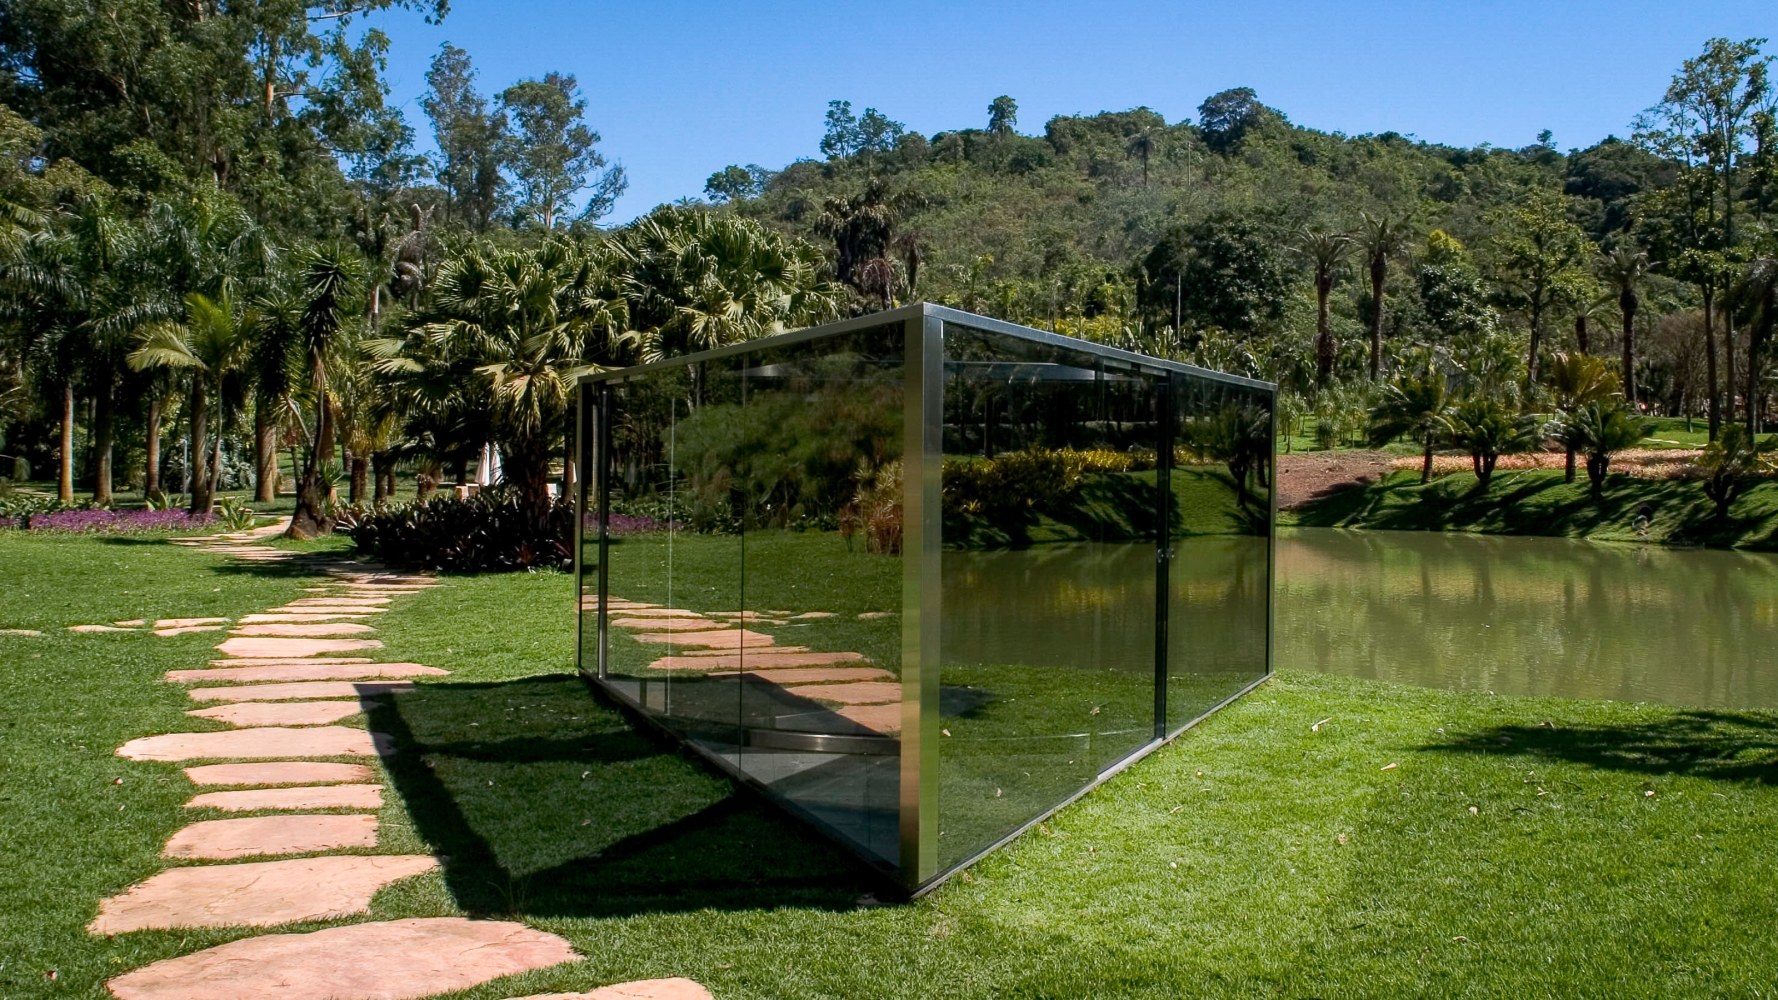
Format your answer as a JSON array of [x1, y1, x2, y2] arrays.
[[790, 611, 838, 620], [207, 657, 375, 666], [189, 701, 367, 727], [89, 854, 437, 934], [631, 628, 774, 649], [604, 607, 704, 618], [265, 605, 390, 615], [69, 624, 136, 633], [0, 628, 45, 636], [730, 666, 895, 684], [676, 645, 810, 657], [781, 681, 901, 705], [187, 783, 383, 812], [286, 596, 393, 606], [609, 616, 715, 630], [648, 651, 867, 671], [505, 980, 715, 1000], [238, 613, 379, 624], [154, 625, 226, 637], [117, 726, 388, 762], [834, 703, 901, 734], [163, 813, 378, 860], [106, 916, 579, 1000], [155, 617, 228, 628], [214, 637, 384, 659], [184, 761, 375, 787], [229, 622, 379, 637], [169, 663, 444, 684], [187, 680, 417, 703]]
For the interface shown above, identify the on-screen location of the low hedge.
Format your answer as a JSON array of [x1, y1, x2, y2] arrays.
[[338, 487, 575, 572]]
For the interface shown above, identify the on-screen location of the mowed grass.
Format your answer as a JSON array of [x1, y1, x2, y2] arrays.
[[1284, 467, 1778, 550], [8, 532, 1778, 997]]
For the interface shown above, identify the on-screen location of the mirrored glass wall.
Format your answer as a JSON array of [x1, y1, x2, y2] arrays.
[[576, 304, 1272, 893]]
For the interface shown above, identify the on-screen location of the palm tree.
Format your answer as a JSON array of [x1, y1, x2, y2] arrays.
[[128, 293, 255, 513], [1125, 126, 1161, 188], [1369, 372, 1451, 483], [1731, 254, 1777, 435], [1597, 244, 1649, 407], [407, 238, 628, 519], [1446, 396, 1539, 488], [287, 245, 369, 539], [1557, 400, 1649, 496], [1544, 351, 1622, 482], [1294, 227, 1354, 386], [1354, 212, 1409, 381]]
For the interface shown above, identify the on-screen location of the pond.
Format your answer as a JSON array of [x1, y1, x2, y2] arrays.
[[1279, 528, 1778, 710]]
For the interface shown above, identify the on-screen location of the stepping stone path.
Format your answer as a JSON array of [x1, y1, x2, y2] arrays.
[[601, 596, 901, 736], [94, 519, 679, 999]]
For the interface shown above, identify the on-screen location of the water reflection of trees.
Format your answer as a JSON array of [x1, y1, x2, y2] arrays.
[[1279, 530, 1778, 709]]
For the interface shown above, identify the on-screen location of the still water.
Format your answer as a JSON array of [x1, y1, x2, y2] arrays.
[[1279, 528, 1778, 709]]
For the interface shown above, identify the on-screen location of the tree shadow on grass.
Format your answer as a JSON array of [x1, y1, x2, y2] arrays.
[[365, 673, 883, 920], [1421, 710, 1778, 783]]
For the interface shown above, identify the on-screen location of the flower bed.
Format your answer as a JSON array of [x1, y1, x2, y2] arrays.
[[1391, 448, 1705, 480], [0, 508, 215, 533]]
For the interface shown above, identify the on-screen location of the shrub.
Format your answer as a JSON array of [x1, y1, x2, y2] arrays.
[[338, 487, 575, 572]]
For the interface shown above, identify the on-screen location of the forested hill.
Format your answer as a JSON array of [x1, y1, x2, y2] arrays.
[[708, 82, 1763, 413]]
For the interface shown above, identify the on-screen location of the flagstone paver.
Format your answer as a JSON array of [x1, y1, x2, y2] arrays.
[[610, 616, 719, 630], [265, 604, 391, 614], [163, 814, 379, 859], [790, 611, 837, 620], [189, 701, 367, 727], [70, 624, 136, 633], [107, 917, 579, 1000], [184, 761, 376, 787], [167, 662, 444, 684], [238, 613, 379, 623], [0, 628, 45, 636], [187, 680, 418, 702], [781, 681, 902, 705], [229, 622, 379, 637], [156, 617, 229, 628], [186, 783, 383, 812], [206, 656, 376, 666], [631, 628, 774, 649], [504, 980, 715, 1000], [728, 666, 895, 684], [118, 725, 388, 761], [154, 625, 227, 637], [648, 651, 868, 671], [834, 703, 902, 734], [214, 636, 385, 658], [90, 855, 438, 934]]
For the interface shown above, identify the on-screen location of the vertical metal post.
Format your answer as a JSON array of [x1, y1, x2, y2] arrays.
[[1265, 385, 1277, 678], [900, 307, 943, 886], [595, 383, 613, 681], [1154, 372, 1173, 739], [572, 386, 586, 676]]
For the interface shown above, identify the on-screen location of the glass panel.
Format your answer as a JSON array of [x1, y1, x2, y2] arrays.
[[936, 321, 1165, 871], [1167, 376, 1273, 732], [730, 325, 905, 866], [576, 386, 600, 676]]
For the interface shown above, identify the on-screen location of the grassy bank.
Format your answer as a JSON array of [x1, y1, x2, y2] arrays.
[[1283, 467, 1778, 550], [7, 531, 1778, 997]]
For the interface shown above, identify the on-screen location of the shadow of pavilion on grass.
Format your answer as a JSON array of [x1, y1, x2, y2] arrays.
[[1420, 710, 1778, 784], [365, 673, 884, 919]]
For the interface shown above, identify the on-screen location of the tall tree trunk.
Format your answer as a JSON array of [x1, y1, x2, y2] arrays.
[[253, 396, 278, 502], [1752, 284, 1774, 436], [93, 381, 115, 506], [1524, 301, 1544, 398], [145, 395, 162, 499], [1704, 285, 1721, 441], [288, 385, 336, 539], [1368, 255, 1386, 381], [58, 381, 74, 502], [1421, 434, 1434, 484], [189, 379, 212, 514], [1314, 273, 1335, 385], [1564, 447, 1577, 483], [349, 454, 368, 504], [1574, 314, 1589, 354], [1620, 290, 1638, 407], [1725, 318, 1738, 421]]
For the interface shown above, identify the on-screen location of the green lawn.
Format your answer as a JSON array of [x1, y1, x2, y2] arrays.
[[1282, 467, 1778, 549], [7, 531, 1778, 997]]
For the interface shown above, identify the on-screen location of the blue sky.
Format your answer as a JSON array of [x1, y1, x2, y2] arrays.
[[369, 1, 1775, 223]]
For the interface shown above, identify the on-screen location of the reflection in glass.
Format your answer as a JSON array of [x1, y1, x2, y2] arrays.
[[575, 305, 1273, 893]]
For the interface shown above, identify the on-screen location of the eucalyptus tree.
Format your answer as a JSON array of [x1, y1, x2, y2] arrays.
[[988, 96, 1019, 136], [127, 293, 256, 513], [499, 72, 626, 229], [1597, 244, 1650, 405], [1293, 226, 1354, 386], [1732, 252, 1778, 433], [1487, 189, 1596, 398], [1354, 212, 1410, 380], [422, 43, 508, 231]]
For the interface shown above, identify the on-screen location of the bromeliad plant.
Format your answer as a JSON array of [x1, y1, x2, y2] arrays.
[[338, 486, 576, 572]]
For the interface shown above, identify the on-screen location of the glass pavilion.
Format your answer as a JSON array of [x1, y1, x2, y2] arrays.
[[575, 303, 1274, 894]]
